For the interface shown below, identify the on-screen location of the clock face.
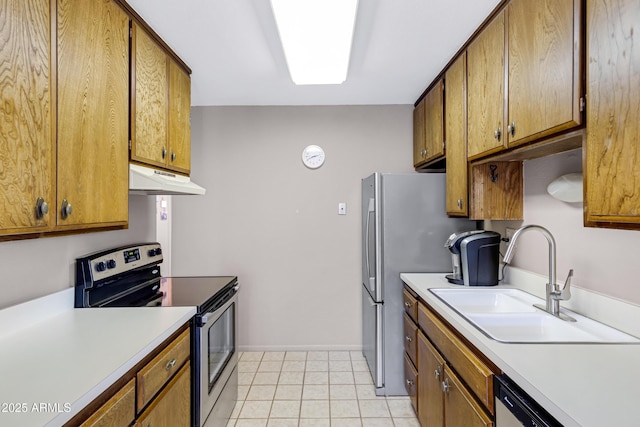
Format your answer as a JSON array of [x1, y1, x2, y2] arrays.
[[302, 145, 325, 169]]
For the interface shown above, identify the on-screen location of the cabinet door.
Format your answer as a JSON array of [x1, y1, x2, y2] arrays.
[[80, 379, 135, 427], [404, 353, 418, 415], [131, 23, 168, 168], [168, 59, 191, 174], [57, 0, 129, 227], [445, 53, 468, 216], [413, 98, 427, 166], [136, 362, 191, 427], [470, 162, 523, 221], [0, 0, 55, 234], [507, 0, 581, 147], [443, 367, 493, 427], [467, 11, 505, 160], [424, 79, 445, 163], [585, 0, 640, 226], [417, 331, 444, 427]]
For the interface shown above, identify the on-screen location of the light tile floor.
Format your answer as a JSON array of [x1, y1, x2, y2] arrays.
[[229, 351, 420, 427]]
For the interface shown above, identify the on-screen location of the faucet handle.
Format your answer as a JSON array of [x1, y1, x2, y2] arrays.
[[552, 269, 573, 301]]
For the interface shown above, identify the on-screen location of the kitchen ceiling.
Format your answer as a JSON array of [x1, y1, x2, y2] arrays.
[[126, 0, 502, 106]]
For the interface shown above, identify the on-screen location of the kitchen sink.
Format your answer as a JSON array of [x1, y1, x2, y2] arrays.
[[429, 288, 640, 344]]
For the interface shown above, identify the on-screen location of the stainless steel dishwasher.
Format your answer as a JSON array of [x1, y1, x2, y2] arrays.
[[494, 375, 563, 427]]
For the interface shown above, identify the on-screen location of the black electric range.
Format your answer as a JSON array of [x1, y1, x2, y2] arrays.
[[74, 243, 239, 427]]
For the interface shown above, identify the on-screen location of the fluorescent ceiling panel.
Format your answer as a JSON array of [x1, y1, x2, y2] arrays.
[[270, 0, 359, 85]]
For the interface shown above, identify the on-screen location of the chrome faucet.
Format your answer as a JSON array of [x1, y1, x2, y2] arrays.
[[503, 225, 575, 321]]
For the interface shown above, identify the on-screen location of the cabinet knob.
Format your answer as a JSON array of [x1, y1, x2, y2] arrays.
[[165, 358, 177, 371], [434, 366, 442, 380], [441, 378, 450, 393], [507, 121, 516, 137], [457, 199, 463, 209], [405, 335, 412, 343], [162, 147, 167, 159], [494, 127, 501, 141], [404, 302, 412, 308], [35, 197, 49, 219], [405, 378, 414, 387], [171, 152, 176, 162], [61, 199, 72, 219]]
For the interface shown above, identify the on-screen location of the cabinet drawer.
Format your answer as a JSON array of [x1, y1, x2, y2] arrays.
[[137, 328, 190, 411], [137, 361, 191, 427], [418, 303, 495, 413], [403, 288, 418, 321], [403, 353, 418, 414], [80, 379, 135, 427], [403, 313, 418, 365]]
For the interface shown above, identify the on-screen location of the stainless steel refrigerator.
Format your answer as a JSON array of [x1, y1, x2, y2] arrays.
[[362, 172, 473, 396]]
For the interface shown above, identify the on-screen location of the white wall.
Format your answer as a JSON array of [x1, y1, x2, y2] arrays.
[[0, 196, 157, 309], [489, 149, 640, 305], [171, 105, 414, 351]]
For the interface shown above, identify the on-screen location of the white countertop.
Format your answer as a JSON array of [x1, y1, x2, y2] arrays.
[[401, 272, 640, 427], [0, 289, 195, 427]]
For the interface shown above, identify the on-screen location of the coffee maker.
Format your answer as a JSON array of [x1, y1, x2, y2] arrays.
[[444, 230, 501, 286]]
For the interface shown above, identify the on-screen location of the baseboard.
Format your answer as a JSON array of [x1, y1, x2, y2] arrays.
[[238, 344, 363, 353]]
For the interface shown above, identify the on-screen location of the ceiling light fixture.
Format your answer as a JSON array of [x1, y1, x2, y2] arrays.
[[270, 0, 359, 85]]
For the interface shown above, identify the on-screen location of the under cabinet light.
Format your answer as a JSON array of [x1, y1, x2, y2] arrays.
[[270, 0, 359, 85]]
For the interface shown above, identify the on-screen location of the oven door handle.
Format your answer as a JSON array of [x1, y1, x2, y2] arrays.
[[198, 284, 239, 327]]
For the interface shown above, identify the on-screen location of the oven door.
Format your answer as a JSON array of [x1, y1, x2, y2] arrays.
[[198, 290, 238, 427]]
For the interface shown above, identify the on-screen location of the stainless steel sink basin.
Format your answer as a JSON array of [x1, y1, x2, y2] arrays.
[[429, 288, 640, 344]]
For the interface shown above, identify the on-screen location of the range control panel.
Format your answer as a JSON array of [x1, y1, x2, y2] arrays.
[[77, 243, 163, 284]]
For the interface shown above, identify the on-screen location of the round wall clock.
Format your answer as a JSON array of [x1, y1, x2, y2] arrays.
[[301, 145, 325, 169]]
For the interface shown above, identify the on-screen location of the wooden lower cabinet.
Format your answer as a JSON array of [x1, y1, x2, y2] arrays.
[[417, 331, 444, 427], [443, 367, 493, 427], [64, 326, 191, 427], [135, 362, 191, 427], [79, 379, 135, 427], [408, 296, 496, 427]]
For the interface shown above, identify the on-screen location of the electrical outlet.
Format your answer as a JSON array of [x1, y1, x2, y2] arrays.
[[505, 227, 516, 241]]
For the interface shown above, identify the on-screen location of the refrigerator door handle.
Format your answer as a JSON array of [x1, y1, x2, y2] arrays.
[[365, 198, 375, 290]]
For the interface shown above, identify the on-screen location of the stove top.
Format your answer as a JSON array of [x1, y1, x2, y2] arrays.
[[74, 242, 237, 311], [159, 276, 237, 310]]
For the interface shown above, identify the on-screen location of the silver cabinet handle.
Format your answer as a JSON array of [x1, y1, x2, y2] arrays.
[[405, 378, 414, 386], [35, 197, 49, 219], [171, 152, 176, 162], [441, 378, 450, 393], [434, 366, 442, 380], [404, 302, 412, 308], [162, 147, 167, 159], [494, 127, 502, 141], [61, 199, 72, 219], [165, 358, 177, 371], [405, 335, 412, 343], [457, 198, 463, 209], [507, 121, 516, 137]]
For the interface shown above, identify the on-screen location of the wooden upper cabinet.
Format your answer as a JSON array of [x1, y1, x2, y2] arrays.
[[131, 23, 169, 168], [506, 0, 581, 147], [56, 0, 129, 228], [467, 11, 506, 160], [445, 53, 468, 217], [413, 99, 426, 167], [585, 0, 640, 227], [0, 0, 55, 235], [424, 79, 445, 164], [168, 60, 191, 174], [414, 79, 445, 168], [132, 24, 192, 175]]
